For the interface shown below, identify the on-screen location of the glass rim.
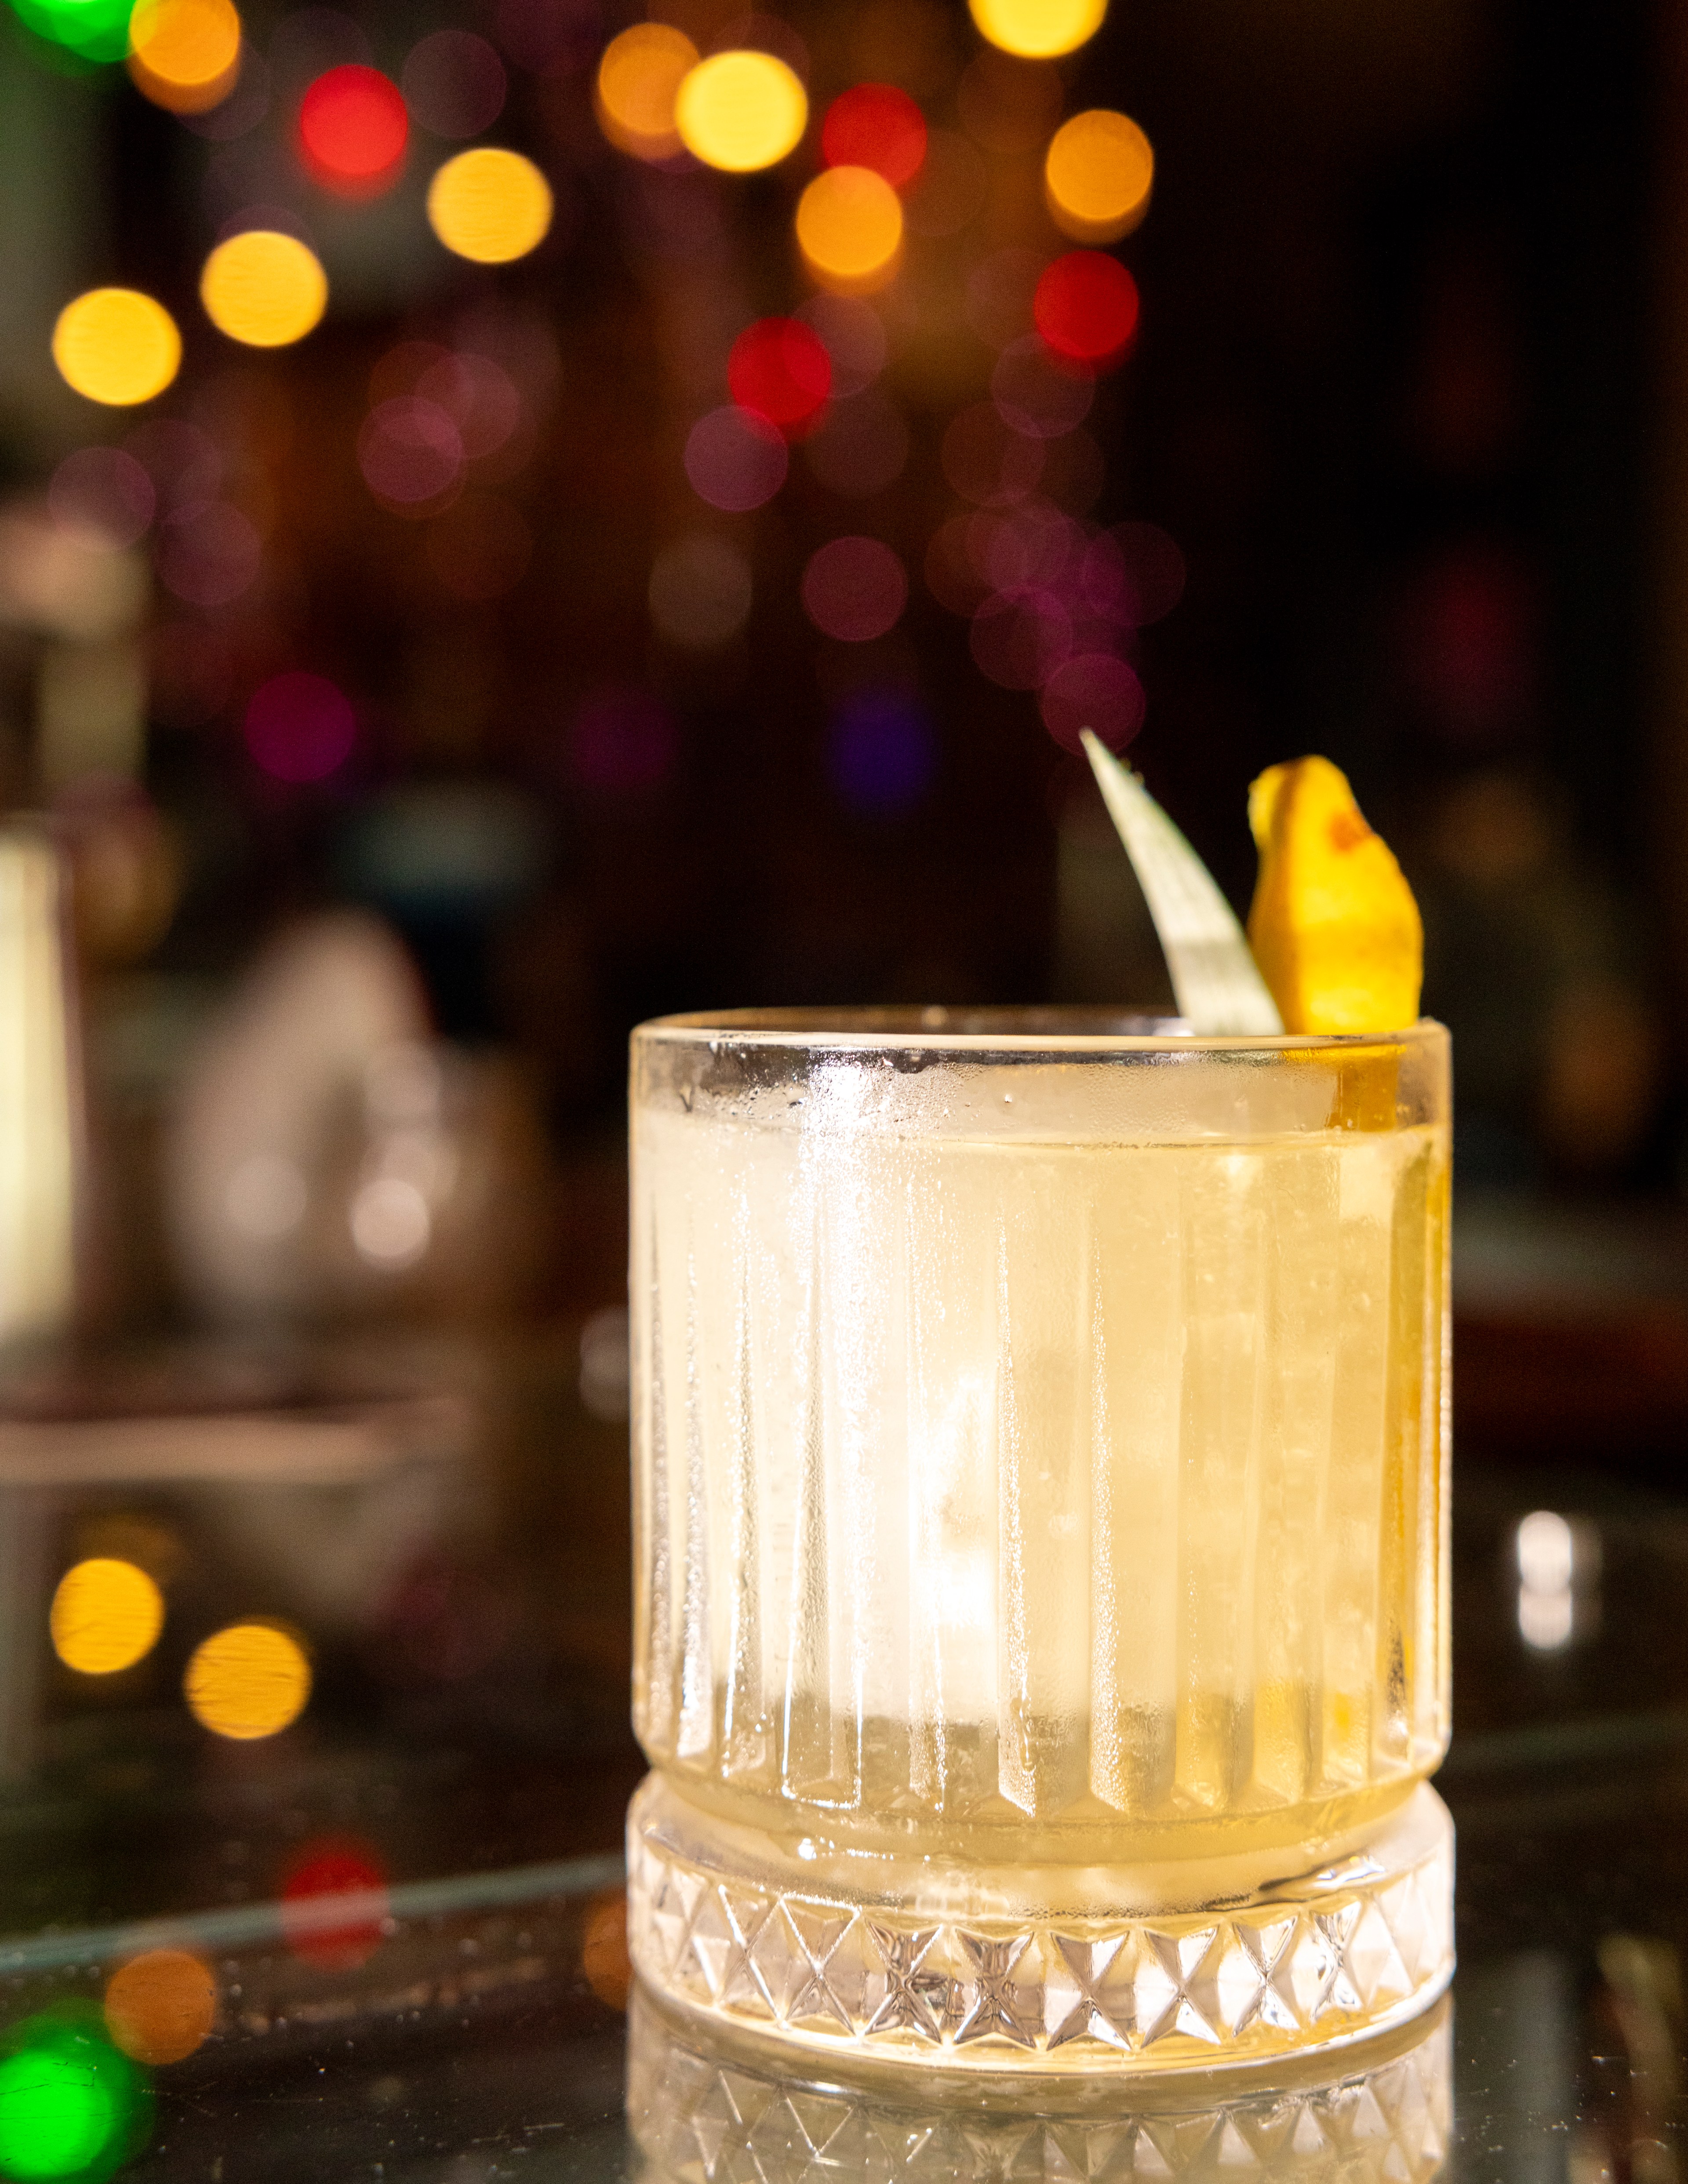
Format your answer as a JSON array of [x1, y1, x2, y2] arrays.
[[634, 1007, 1447, 1056]]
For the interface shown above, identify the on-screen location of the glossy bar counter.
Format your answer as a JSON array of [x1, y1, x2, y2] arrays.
[[1, 1321, 1684, 2183]]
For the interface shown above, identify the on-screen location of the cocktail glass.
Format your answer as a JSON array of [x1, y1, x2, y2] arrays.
[[626, 1009, 1452, 2073]]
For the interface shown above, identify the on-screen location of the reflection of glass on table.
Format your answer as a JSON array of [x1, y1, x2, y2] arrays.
[[628, 1010, 1453, 2071]]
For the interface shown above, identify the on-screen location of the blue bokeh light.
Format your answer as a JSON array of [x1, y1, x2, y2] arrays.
[[826, 688, 936, 817]]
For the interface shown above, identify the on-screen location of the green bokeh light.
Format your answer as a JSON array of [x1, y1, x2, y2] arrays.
[[0, 2013, 149, 2184], [5, 0, 131, 65]]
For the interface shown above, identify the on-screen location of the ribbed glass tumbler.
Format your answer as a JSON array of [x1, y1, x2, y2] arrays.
[[626, 1010, 1453, 2075]]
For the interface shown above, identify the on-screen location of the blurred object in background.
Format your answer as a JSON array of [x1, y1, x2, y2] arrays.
[[0, 825, 81, 1348], [167, 910, 555, 1324]]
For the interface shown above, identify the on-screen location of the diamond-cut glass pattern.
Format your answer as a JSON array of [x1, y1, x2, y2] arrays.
[[627, 1985, 1454, 2184], [629, 1786, 1454, 2074]]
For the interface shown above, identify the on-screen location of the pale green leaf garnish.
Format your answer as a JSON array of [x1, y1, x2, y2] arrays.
[[1081, 729, 1284, 1036]]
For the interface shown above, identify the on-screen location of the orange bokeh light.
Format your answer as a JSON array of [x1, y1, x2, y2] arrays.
[[795, 166, 903, 293], [104, 1951, 217, 2065], [1044, 109, 1154, 243], [594, 22, 698, 161], [127, 0, 240, 113]]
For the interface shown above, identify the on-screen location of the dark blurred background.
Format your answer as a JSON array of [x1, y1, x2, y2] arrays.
[[0, 0, 1682, 1449]]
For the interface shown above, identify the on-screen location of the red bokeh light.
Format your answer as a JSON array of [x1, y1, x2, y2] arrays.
[[280, 1836, 390, 1970], [298, 65, 408, 193], [728, 319, 832, 439], [1033, 252, 1140, 370], [244, 671, 357, 783], [821, 84, 927, 189]]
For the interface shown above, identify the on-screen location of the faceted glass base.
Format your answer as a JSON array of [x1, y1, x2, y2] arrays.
[[626, 1774, 1454, 2075], [627, 1983, 1455, 2183]]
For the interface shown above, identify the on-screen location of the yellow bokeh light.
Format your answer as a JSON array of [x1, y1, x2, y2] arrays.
[[595, 22, 698, 160], [52, 289, 181, 407], [200, 231, 327, 348], [427, 148, 554, 265], [796, 165, 903, 292], [127, 0, 240, 113], [674, 50, 807, 174], [184, 1621, 311, 1740], [968, 0, 1106, 60], [105, 1951, 217, 2065], [50, 1558, 164, 1676], [1045, 108, 1153, 241]]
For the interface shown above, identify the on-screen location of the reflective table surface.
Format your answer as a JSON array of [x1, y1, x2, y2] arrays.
[[2, 1331, 1684, 2182]]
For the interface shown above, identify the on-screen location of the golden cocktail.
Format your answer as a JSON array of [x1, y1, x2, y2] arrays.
[[627, 1010, 1452, 2072]]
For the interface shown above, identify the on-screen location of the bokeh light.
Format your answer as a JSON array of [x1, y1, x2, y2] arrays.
[[595, 23, 698, 161], [993, 332, 1095, 436], [1045, 109, 1153, 243], [50, 1559, 164, 1677], [803, 389, 909, 498], [674, 50, 807, 174], [184, 1619, 311, 1738], [971, 588, 1070, 689], [427, 148, 553, 265], [128, 0, 241, 112], [942, 403, 1043, 504], [52, 291, 180, 408], [156, 501, 262, 607], [728, 317, 831, 437], [828, 687, 936, 816], [1084, 520, 1186, 625], [244, 672, 357, 783], [280, 1837, 389, 1970], [402, 29, 506, 138], [801, 536, 906, 642], [821, 83, 926, 188], [417, 353, 522, 457], [359, 396, 464, 508], [684, 405, 787, 512], [649, 534, 753, 649], [200, 230, 327, 348], [571, 685, 678, 795], [796, 166, 903, 291], [426, 492, 532, 600], [796, 294, 885, 396], [968, 0, 1106, 60], [0, 2014, 149, 2183], [1040, 650, 1145, 753], [351, 1177, 429, 1267], [298, 65, 408, 194], [10, 0, 129, 63], [49, 448, 156, 548], [1034, 251, 1140, 368], [104, 1952, 216, 2066], [582, 1890, 633, 2012]]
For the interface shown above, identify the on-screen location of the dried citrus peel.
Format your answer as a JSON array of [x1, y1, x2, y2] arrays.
[[1245, 755, 1422, 1035]]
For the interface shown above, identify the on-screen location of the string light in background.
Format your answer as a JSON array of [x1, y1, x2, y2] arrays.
[[1045, 109, 1153, 242], [52, 290, 181, 407], [280, 1836, 390, 1970], [200, 230, 327, 347], [427, 148, 553, 264], [684, 405, 788, 512], [801, 536, 907, 642], [127, 0, 240, 113], [49, 448, 156, 549], [298, 64, 408, 194], [0, 2013, 151, 2183], [674, 50, 807, 173], [594, 22, 698, 161], [648, 533, 753, 650], [728, 317, 831, 437], [796, 166, 903, 292], [11, 0, 129, 62], [828, 687, 936, 817], [821, 83, 927, 188], [156, 500, 261, 607], [401, 28, 506, 138], [103, 1952, 217, 2066], [570, 684, 679, 795], [184, 1618, 312, 1738], [1034, 252, 1141, 368], [359, 396, 464, 509], [49, 1559, 164, 1676], [243, 672, 357, 783], [968, 0, 1107, 60]]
